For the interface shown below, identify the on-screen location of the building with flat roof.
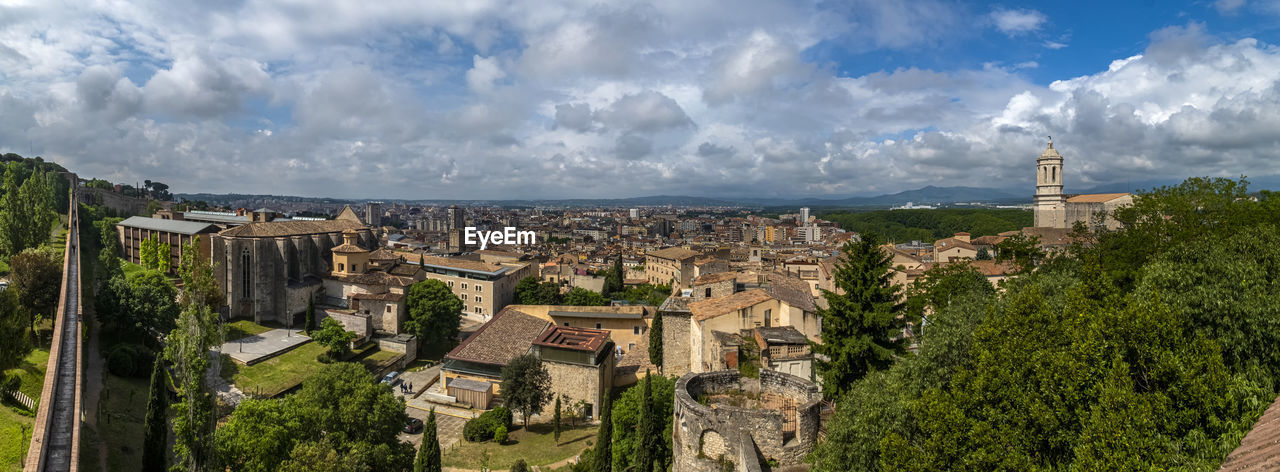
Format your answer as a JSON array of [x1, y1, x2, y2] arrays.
[[116, 216, 219, 274], [397, 251, 534, 320], [646, 246, 701, 288]]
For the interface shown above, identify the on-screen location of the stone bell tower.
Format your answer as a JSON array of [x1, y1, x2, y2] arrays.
[[1034, 137, 1066, 228]]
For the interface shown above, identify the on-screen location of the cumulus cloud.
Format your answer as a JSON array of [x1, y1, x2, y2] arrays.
[[0, 1, 1276, 199], [991, 8, 1047, 36]]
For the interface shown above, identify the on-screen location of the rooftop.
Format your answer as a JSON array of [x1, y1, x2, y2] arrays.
[[117, 216, 219, 235], [532, 326, 610, 353], [218, 219, 366, 238], [755, 326, 808, 346], [1066, 192, 1130, 203], [648, 246, 700, 261], [688, 288, 774, 321], [445, 308, 550, 366]]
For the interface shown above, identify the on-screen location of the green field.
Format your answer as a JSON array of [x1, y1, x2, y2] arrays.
[[224, 320, 274, 342], [222, 342, 329, 397], [4, 348, 50, 406], [0, 406, 33, 471], [442, 424, 596, 470]]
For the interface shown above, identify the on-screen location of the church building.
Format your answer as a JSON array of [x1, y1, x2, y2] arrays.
[[1033, 139, 1133, 230]]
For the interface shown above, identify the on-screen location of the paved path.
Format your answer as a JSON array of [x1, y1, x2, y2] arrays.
[[40, 207, 81, 472], [220, 328, 309, 364]]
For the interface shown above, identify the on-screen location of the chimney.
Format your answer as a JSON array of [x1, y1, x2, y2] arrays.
[[955, 232, 971, 243]]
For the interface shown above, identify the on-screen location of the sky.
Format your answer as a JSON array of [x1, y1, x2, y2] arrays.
[[2, 0, 1280, 200]]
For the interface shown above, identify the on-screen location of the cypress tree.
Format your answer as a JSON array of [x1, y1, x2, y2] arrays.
[[141, 359, 168, 472], [594, 394, 613, 472], [554, 396, 562, 442], [648, 314, 663, 372], [304, 293, 316, 334], [635, 371, 654, 472], [813, 234, 906, 398], [416, 408, 442, 472]]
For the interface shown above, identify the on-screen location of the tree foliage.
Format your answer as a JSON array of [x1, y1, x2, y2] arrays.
[[813, 235, 906, 398], [415, 409, 442, 472], [142, 358, 170, 472], [514, 276, 562, 304], [821, 208, 1031, 244], [612, 374, 674, 472], [312, 317, 357, 359], [563, 287, 608, 306], [0, 289, 31, 373], [404, 279, 462, 349], [500, 354, 552, 427], [9, 246, 62, 338], [809, 178, 1280, 471], [0, 163, 58, 257], [167, 237, 224, 472], [594, 393, 613, 472], [648, 313, 663, 369], [217, 362, 413, 472]]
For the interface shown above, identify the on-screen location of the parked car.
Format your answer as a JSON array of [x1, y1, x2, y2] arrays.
[[381, 371, 400, 385], [404, 417, 424, 434]]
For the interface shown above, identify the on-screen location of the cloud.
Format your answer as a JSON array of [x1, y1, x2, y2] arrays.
[[1215, 0, 1246, 14], [0, 1, 1277, 200], [465, 55, 506, 94], [596, 90, 694, 133], [990, 8, 1047, 36]]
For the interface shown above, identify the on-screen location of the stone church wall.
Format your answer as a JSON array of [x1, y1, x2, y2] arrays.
[[661, 312, 692, 377]]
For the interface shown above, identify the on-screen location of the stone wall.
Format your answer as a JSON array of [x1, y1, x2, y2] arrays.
[[672, 370, 821, 472], [79, 187, 154, 216], [545, 359, 607, 419], [662, 313, 692, 377]]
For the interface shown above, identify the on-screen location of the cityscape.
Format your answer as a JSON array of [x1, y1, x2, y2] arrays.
[[3, 1, 1280, 472]]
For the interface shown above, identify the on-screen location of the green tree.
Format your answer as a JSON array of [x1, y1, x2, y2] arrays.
[[142, 358, 170, 472], [9, 246, 62, 339], [167, 303, 221, 472], [0, 166, 57, 256], [96, 271, 180, 345], [304, 294, 317, 333], [611, 374, 674, 472], [553, 396, 562, 442], [312, 317, 357, 359], [635, 372, 655, 472], [404, 279, 463, 349], [416, 408, 442, 472], [813, 235, 906, 398], [177, 236, 223, 310], [514, 276, 563, 304], [994, 232, 1043, 272], [0, 289, 31, 373], [594, 393, 613, 472], [499, 354, 552, 427], [563, 287, 608, 306], [278, 439, 369, 472], [648, 313, 663, 371], [218, 362, 413, 471], [603, 257, 623, 296], [902, 262, 994, 322]]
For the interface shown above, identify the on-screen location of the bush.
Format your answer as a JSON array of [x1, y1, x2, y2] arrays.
[[107, 343, 154, 377], [510, 458, 528, 472], [463, 406, 516, 442], [494, 425, 508, 444]]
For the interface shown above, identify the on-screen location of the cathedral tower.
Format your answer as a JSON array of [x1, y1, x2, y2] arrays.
[[1034, 138, 1066, 228]]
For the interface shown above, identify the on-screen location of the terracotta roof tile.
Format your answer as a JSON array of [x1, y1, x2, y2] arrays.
[[1219, 395, 1280, 471], [647, 247, 700, 261], [218, 219, 366, 238], [446, 308, 551, 365], [688, 289, 774, 321]]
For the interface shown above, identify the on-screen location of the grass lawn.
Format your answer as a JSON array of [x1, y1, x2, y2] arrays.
[[3, 348, 50, 406], [354, 349, 401, 372], [0, 406, 34, 471], [224, 320, 274, 342], [223, 342, 328, 397], [92, 373, 148, 472], [442, 423, 596, 470], [120, 261, 146, 280]]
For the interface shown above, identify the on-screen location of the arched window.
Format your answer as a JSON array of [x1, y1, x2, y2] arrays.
[[241, 248, 252, 300], [1051, 166, 1057, 183]]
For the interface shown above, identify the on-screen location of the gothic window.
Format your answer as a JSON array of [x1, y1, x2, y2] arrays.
[[241, 248, 252, 299], [1052, 166, 1057, 183]]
